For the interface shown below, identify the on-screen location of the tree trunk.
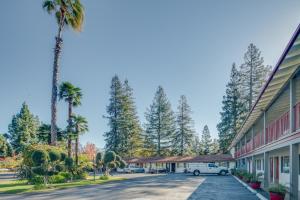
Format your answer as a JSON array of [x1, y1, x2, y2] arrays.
[[67, 101, 73, 158], [75, 136, 79, 165], [50, 16, 64, 146]]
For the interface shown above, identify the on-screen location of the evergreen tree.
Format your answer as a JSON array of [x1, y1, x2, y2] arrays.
[[0, 134, 8, 157], [172, 95, 195, 156], [104, 76, 143, 157], [7, 102, 40, 153], [121, 80, 143, 157], [104, 76, 124, 154], [210, 138, 220, 155], [239, 44, 271, 111], [144, 86, 176, 156], [191, 134, 202, 156], [200, 125, 212, 155], [217, 64, 246, 152]]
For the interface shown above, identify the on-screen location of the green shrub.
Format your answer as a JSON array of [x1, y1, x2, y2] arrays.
[[49, 174, 66, 183], [108, 162, 116, 169], [31, 175, 44, 185], [31, 149, 49, 166], [73, 171, 88, 180], [268, 183, 286, 196], [99, 175, 109, 180], [59, 172, 72, 180], [48, 150, 61, 162], [119, 160, 126, 169], [104, 151, 116, 164], [55, 164, 65, 172], [65, 157, 74, 169], [32, 166, 47, 176], [60, 152, 67, 161]]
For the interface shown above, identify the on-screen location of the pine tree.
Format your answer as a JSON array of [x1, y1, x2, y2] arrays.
[[239, 44, 271, 111], [122, 80, 143, 157], [200, 125, 212, 155], [210, 138, 219, 155], [0, 134, 8, 157], [191, 134, 202, 156], [104, 76, 124, 154], [217, 64, 246, 152], [104, 76, 143, 157], [144, 86, 176, 156], [7, 102, 40, 153], [172, 95, 195, 156]]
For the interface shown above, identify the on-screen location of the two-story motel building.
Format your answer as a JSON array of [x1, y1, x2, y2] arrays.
[[229, 24, 300, 200]]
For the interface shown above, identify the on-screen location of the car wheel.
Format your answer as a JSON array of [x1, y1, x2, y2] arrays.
[[193, 170, 200, 176], [220, 170, 226, 176]]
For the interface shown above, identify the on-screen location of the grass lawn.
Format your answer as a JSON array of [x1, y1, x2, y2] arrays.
[[0, 176, 126, 194]]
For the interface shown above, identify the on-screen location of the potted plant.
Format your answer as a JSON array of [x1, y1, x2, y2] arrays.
[[242, 172, 251, 183], [268, 184, 286, 200], [249, 172, 263, 189]]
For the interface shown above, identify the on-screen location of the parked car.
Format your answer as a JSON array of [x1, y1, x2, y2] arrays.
[[187, 163, 229, 176], [123, 166, 145, 173], [148, 168, 167, 174]]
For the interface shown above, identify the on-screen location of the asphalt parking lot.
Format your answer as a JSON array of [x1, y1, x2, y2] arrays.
[[0, 173, 259, 200]]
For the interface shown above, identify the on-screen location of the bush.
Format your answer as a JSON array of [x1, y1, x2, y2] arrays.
[[31, 175, 44, 185], [60, 152, 67, 161], [59, 172, 72, 180], [31, 149, 49, 166], [73, 171, 88, 180], [49, 174, 66, 184], [55, 164, 65, 172], [119, 160, 126, 169], [108, 162, 116, 169], [99, 175, 109, 180], [104, 151, 116, 164], [65, 157, 74, 169], [48, 150, 61, 162], [268, 183, 286, 196]]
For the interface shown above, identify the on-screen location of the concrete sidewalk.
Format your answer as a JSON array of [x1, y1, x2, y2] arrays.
[[188, 175, 259, 200]]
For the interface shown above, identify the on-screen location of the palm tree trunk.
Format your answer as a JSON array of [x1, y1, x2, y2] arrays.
[[50, 13, 64, 146], [67, 101, 72, 158], [75, 137, 79, 165]]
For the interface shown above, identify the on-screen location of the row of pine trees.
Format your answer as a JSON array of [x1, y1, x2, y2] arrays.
[[104, 76, 218, 158], [217, 44, 271, 153]]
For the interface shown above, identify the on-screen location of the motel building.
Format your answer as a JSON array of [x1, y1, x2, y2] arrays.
[[125, 154, 235, 173], [228, 24, 300, 200]]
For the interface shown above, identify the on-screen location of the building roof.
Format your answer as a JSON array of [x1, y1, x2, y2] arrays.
[[229, 24, 300, 150], [125, 154, 234, 163]]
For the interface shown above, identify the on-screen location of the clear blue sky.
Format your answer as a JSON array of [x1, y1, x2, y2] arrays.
[[1, 0, 300, 148]]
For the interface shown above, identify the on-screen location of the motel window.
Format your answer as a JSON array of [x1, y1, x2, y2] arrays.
[[281, 156, 289, 173], [256, 160, 261, 170], [184, 163, 186, 168], [176, 163, 180, 168]]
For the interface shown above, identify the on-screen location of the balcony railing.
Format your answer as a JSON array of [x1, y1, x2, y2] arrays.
[[234, 102, 300, 159], [265, 111, 290, 144]]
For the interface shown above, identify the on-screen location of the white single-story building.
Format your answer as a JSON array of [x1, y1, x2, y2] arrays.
[[125, 154, 235, 173]]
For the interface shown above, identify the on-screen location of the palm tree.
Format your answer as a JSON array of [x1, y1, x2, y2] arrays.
[[59, 82, 82, 157], [43, 0, 84, 145], [71, 115, 88, 165]]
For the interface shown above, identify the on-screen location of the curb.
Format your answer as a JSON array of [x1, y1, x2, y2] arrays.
[[233, 176, 268, 200]]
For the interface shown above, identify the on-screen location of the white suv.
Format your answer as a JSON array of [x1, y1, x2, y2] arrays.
[[187, 163, 229, 176]]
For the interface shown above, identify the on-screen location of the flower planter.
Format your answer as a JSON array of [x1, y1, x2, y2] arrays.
[[269, 192, 285, 200], [249, 182, 261, 190]]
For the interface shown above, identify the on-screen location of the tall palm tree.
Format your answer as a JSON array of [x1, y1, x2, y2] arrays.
[[43, 0, 84, 145], [71, 115, 88, 165], [59, 82, 82, 157]]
